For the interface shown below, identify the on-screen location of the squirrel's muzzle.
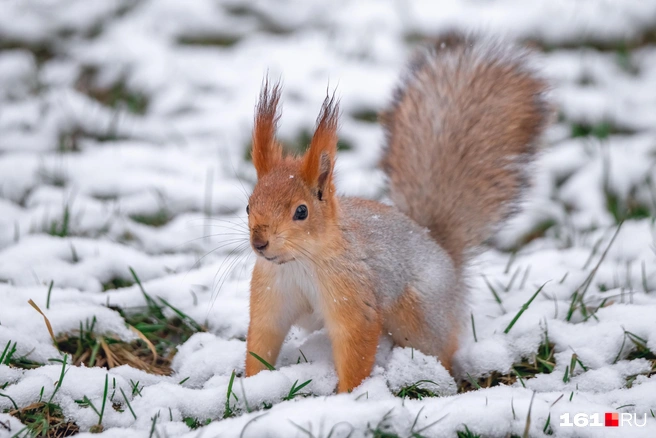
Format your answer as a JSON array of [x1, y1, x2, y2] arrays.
[[252, 237, 269, 251]]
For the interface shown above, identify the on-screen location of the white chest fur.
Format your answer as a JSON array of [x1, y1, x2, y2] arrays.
[[273, 260, 324, 330]]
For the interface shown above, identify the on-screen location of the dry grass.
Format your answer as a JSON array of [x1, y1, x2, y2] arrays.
[[56, 332, 171, 376], [9, 402, 79, 437], [458, 338, 555, 393]]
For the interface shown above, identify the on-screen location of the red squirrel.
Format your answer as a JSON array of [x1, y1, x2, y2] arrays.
[[243, 33, 550, 393]]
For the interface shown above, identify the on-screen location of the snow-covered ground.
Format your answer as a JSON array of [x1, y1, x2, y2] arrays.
[[1, 0, 656, 437]]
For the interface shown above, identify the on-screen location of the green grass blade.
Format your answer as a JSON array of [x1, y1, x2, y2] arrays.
[[98, 374, 108, 425], [149, 412, 159, 438], [158, 297, 203, 332], [288, 379, 312, 399], [466, 373, 481, 390], [483, 275, 505, 312], [120, 387, 137, 420], [249, 352, 275, 371], [0, 392, 18, 410], [543, 413, 551, 434], [224, 370, 237, 418], [48, 354, 67, 404], [129, 267, 165, 319], [0, 340, 11, 364], [46, 280, 54, 309], [504, 282, 548, 334]]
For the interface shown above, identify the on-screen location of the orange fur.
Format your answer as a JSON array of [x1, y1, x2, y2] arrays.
[[245, 262, 308, 376], [317, 266, 381, 393], [438, 322, 460, 372], [252, 79, 283, 178], [300, 94, 338, 199], [384, 286, 460, 371], [384, 286, 426, 344]]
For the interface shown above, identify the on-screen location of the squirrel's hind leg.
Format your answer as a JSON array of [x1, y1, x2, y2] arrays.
[[383, 285, 461, 373]]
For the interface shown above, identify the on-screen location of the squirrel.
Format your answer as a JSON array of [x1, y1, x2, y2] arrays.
[[243, 32, 550, 393]]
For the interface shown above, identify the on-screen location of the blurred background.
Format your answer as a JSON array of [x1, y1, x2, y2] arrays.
[[1, 0, 655, 254], [0, 1, 656, 436]]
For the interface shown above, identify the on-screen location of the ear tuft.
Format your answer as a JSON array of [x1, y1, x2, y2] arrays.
[[317, 152, 332, 194], [252, 78, 283, 178], [301, 92, 339, 195]]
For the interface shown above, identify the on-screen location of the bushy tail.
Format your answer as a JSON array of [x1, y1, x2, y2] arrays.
[[380, 33, 551, 267]]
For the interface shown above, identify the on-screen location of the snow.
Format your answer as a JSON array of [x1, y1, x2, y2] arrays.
[[384, 347, 457, 397], [0, 0, 655, 437]]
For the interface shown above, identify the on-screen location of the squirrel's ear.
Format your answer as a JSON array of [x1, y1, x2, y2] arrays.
[[301, 94, 339, 198], [252, 79, 283, 178]]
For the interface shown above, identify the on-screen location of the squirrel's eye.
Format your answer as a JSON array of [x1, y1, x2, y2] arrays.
[[293, 205, 308, 221], [246, 205, 250, 215]]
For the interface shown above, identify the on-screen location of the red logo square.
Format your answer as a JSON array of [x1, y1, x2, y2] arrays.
[[605, 412, 618, 427]]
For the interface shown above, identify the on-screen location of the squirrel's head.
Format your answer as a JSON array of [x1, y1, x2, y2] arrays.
[[247, 80, 339, 264]]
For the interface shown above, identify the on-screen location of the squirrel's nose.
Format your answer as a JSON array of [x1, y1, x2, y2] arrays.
[[253, 238, 269, 251]]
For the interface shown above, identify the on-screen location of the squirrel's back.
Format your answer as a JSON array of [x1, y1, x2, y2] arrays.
[[338, 196, 457, 306], [380, 33, 550, 267]]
